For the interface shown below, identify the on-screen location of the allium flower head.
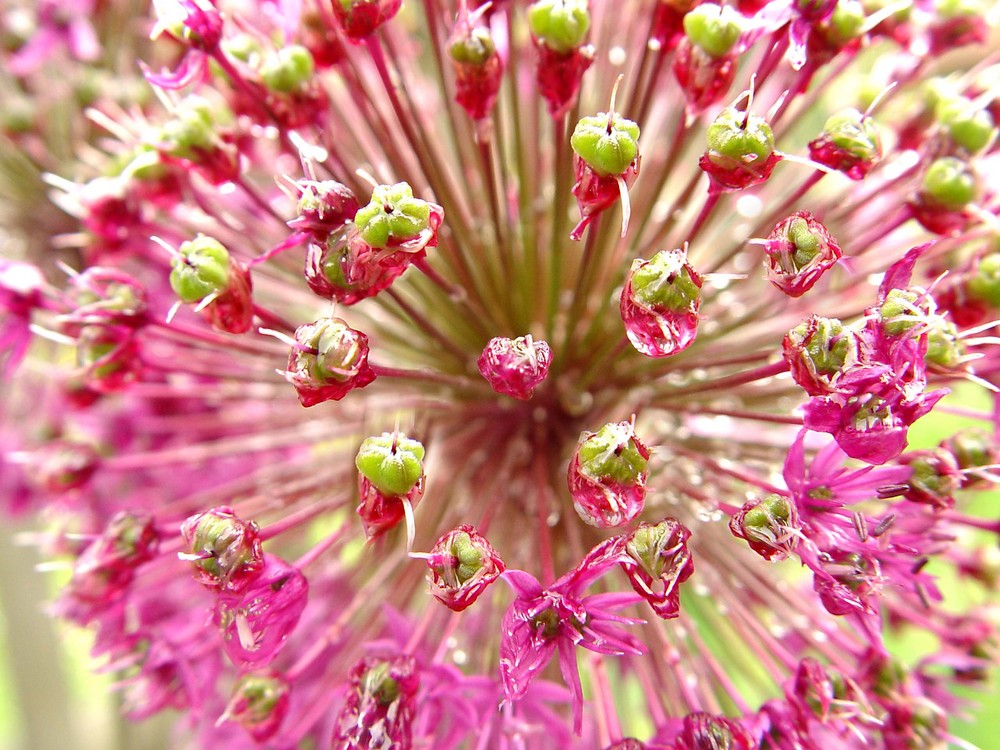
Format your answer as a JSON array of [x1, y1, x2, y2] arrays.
[[4, 0, 1000, 747]]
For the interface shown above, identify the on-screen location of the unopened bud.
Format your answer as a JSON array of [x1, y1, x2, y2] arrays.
[[527, 0, 591, 54], [179, 506, 263, 592], [426, 525, 505, 611], [223, 672, 290, 742], [683, 4, 742, 57]]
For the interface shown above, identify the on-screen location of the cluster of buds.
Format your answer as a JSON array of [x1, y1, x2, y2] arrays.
[[567, 420, 650, 528], [620, 247, 703, 358], [180, 508, 307, 680], [64, 267, 148, 329], [74, 322, 142, 393], [788, 247, 950, 463], [303, 182, 444, 305], [808, 108, 883, 179], [477, 335, 552, 400], [179, 506, 264, 592], [169, 235, 254, 334], [29, 439, 101, 495], [151, 95, 240, 183], [355, 432, 425, 539], [282, 317, 377, 407]]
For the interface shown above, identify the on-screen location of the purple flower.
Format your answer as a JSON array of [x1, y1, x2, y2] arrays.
[[500, 544, 645, 733]]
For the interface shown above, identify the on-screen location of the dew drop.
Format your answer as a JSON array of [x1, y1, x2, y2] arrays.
[[608, 46, 627, 66]]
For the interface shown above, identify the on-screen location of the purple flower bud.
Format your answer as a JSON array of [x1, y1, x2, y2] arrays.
[[356, 475, 423, 541], [179, 506, 264, 592], [940, 428, 999, 488], [761, 211, 842, 298], [65, 511, 159, 608], [477, 335, 552, 400], [604, 740, 646, 750], [31, 439, 100, 494], [620, 518, 694, 619], [782, 315, 859, 396], [449, 16, 503, 121], [331, 0, 403, 42], [222, 671, 291, 742], [290, 180, 361, 239], [675, 712, 756, 750], [568, 421, 650, 528], [75, 324, 142, 393], [332, 655, 419, 750], [283, 317, 377, 407], [65, 267, 147, 329], [729, 493, 799, 560], [673, 41, 737, 115], [426, 524, 505, 611], [214, 554, 308, 669], [620, 248, 703, 358], [899, 449, 961, 509]]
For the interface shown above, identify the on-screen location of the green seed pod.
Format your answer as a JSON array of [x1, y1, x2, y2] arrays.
[[156, 96, 217, 160], [576, 421, 648, 485], [304, 318, 367, 382], [527, 0, 591, 54], [824, 0, 866, 45], [967, 253, 1000, 307], [260, 45, 316, 93], [792, 317, 851, 374], [705, 107, 776, 169], [355, 432, 426, 497], [354, 182, 433, 249], [570, 111, 640, 176], [449, 27, 496, 66], [921, 157, 978, 211], [821, 108, 881, 163], [925, 317, 964, 369], [170, 236, 232, 304], [935, 97, 996, 154], [683, 3, 743, 58], [629, 248, 702, 313], [879, 288, 926, 336], [222, 33, 263, 64]]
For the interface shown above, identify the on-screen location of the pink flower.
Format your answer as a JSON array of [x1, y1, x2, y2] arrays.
[[500, 543, 645, 733]]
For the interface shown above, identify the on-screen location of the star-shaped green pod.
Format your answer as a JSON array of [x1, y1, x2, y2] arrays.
[[570, 112, 640, 177], [169, 235, 232, 304], [527, 0, 591, 54], [354, 182, 433, 249], [355, 432, 426, 497]]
